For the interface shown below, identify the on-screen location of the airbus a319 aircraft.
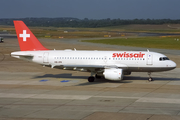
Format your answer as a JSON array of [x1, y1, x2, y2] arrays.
[[11, 21, 176, 82]]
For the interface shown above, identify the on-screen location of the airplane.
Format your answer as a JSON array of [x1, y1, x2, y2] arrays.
[[11, 21, 176, 82]]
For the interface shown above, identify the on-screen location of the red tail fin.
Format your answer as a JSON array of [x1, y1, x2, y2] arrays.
[[14, 21, 48, 51]]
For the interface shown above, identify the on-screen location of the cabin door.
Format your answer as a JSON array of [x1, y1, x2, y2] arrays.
[[147, 54, 153, 65], [43, 52, 49, 63]]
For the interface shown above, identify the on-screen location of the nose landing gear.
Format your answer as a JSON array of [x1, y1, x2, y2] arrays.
[[148, 72, 153, 82]]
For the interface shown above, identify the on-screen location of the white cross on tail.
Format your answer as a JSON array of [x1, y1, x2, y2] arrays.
[[19, 30, 30, 41]]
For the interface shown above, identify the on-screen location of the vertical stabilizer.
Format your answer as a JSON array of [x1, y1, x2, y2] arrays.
[[14, 21, 48, 51]]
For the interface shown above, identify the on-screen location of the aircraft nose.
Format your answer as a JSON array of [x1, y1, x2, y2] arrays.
[[170, 61, 176, 69]]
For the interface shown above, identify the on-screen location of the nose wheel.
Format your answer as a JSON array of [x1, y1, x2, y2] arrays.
[[148, 72, 153, 82]]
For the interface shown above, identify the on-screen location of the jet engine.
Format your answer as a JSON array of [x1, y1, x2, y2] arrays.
[[103, 68, 123, 81]]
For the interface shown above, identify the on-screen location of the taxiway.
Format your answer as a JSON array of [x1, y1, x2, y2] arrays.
[[0, 38, 180, 120]]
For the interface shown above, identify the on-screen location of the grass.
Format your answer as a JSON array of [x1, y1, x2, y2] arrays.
[[1, 24, 180, 39], [82, 36, 180, 50]]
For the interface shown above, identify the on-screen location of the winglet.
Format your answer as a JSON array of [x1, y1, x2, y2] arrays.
[[13, 21, 48, 51]]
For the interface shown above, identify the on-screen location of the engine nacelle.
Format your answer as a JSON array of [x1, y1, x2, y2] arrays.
[[103, 68, 123, 81]]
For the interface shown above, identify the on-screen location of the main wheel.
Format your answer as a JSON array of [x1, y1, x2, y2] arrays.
[[88, 76, 95, 82]]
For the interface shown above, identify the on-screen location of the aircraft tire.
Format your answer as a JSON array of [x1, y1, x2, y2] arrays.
[[88, 76, 95, 82], [148, 77, 153, 82]]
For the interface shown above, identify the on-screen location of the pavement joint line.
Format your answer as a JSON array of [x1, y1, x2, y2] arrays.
[[90, 87, 116, 99], [1, 93, 180, 104], [1, 103, 180, 110], [23, 109, 41, 118], [118, 100, 135, 113], [148, 114, 154, 120], [177, 110, 180, 115], [81, 111, 95, 120], [52, 99, 74, 110], [135, 97, 180, 104], [138, 80, 169, 99], [93, 96, 140, 99], [0, 93, 92, 100]]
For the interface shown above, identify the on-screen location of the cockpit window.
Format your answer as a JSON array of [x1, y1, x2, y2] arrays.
[[159, 57, 169, 61]]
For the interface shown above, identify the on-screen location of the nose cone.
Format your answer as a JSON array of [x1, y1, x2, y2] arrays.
[[170, 60, 176, 69]]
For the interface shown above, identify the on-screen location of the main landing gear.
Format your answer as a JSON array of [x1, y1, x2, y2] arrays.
[[88, 72, 95, 82], [88, 76, 95, 82], [148, 72, 153, 82], [88, 72, 102, 82], [88, 74, 102, 82]]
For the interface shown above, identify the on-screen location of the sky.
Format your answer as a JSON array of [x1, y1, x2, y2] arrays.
[[0, 0, 180, 19]]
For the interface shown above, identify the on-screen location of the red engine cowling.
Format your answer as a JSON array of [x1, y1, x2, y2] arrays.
[[103, 68, 123, 81]]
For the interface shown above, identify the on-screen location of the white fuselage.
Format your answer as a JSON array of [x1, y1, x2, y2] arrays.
[[11, 50, 176, 73]]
